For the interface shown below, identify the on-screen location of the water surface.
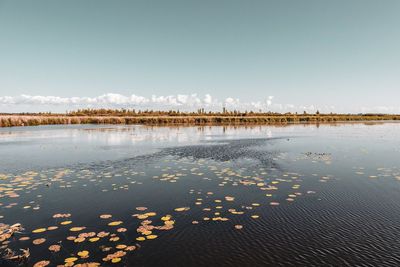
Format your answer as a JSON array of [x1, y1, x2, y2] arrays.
[[1, 123, 400, 266]]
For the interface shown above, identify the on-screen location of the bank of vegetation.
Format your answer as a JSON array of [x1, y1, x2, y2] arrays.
[[1, 109, 399, 127]]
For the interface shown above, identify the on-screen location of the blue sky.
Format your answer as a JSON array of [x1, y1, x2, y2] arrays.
[[0, 0, 399, 113]]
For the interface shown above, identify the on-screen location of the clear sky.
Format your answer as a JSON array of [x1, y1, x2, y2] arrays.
[[0, 0, 399, 113]]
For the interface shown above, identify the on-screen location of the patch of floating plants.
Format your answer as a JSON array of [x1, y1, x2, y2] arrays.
[[1, 145, 379, 266]]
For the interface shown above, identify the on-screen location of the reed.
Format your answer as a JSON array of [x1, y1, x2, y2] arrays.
[[1, 112, 400, 127]]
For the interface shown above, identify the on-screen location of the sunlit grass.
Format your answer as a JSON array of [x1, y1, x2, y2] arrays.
[[1, 111, 400, 127]]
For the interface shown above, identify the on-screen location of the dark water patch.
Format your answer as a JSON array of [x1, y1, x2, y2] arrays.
[[161, 138, 284, 168]]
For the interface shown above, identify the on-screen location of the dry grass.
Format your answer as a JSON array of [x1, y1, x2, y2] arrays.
[[1, 113, 400, 127]]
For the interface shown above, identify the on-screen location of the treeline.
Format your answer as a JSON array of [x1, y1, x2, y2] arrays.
[[66, 108, 400, 117], [1, 113, 400, 127], [66, 108, 289, 117]]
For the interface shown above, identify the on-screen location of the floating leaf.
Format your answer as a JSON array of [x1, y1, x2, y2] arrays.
[[32, 228, 47, 233], [111, 258, 121, 263], [74, 237, 85, 243], [78, 250, 89, 258], [70, 227, 86, 232], [33, 260, 50, 267], [225, 196, 235, 201], [108, 221, 123, 226], [53, 213, 71, 218], [33, 238, 46, 245], [164, 220, 175, 225], [125, 246, 136, 251], [97, 231, 109, 238], [142, 230, 152, 235], [65, 257, 78, 263], [161, 215, 171, 221], [48, 244, 61, 252], [174, 207, 190, 212]]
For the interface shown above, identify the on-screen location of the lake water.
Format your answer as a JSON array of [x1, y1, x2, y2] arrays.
[[1, 123, 400, 267]]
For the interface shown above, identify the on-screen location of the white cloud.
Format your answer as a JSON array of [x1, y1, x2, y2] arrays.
[[0, 93, 276, 112], [203, 94, 213, 105], [224, 97, 239, 106], [267, 96, 274, 106], [0, 93, 398, 113]]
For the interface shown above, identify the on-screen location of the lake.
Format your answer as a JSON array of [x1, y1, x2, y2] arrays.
[[1, 123, 400, 267]]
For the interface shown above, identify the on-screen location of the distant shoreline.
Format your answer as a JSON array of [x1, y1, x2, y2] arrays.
[[1, 113, 400, 127]]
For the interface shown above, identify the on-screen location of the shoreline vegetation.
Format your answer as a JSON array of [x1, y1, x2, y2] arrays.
[[1, 109, 400, 127]]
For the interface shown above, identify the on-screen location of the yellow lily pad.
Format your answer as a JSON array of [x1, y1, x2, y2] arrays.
[[64, 257, 78, 263], [111, 258, 121, 263], [77, 250, 89, 258], [70, 227, 86, 232], [32, 228, 47, 233], [108, 221, 123, 226]]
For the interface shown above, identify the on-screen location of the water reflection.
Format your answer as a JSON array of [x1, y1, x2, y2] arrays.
[[0, 123, 399, 173]]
